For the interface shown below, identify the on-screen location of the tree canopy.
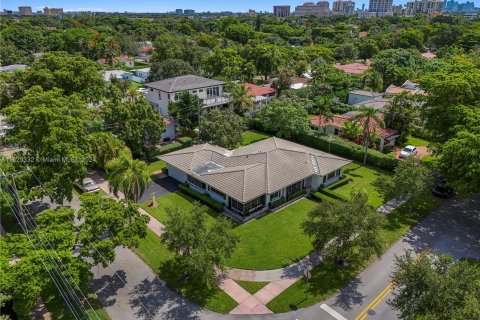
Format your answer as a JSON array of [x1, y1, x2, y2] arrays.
[[199, 109, 246, 149]]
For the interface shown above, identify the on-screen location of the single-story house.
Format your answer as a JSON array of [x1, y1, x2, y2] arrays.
[[310, 111, 399, 151], [131, 67, 150, 81], [160, 137, 351, 222], [347, 90, 383, 105], [114, 55, 135, 68], [421, 52, 436, 59], [243, 83, 277, 106], [385, 80, 425, 95], [334, 62, 369, 75], [100, 70, 130, 82], [0, 64, 27, 73], [290, 76, 310, 89]]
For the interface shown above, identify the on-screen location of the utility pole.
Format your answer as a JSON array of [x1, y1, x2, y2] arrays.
[[1, 170, 29, 233]]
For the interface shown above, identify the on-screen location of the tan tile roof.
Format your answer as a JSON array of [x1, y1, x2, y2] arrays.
[[160, 137, 351, 202]]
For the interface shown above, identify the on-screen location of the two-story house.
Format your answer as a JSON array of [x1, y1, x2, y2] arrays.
[[144, 74, 231, 141]]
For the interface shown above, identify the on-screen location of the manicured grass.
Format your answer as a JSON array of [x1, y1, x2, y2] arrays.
[[146, 160, 166, 178], [235, 280, 269, 294], [140, 191, 220, 225], [227, 198, 317, 270], [43, 286, 111, 320], [132, 229, 238, 313], [333, 162, 392, 208], [403, 136, 430, 147], [241, 130, 271, 146], [266, 194, 441, 312]]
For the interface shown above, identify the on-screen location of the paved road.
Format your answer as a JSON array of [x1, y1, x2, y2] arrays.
[[90, 196, 480, 320]]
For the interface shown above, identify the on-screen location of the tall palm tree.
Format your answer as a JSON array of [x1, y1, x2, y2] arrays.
[[105, 148, 152, 203], [352, 107, 384, 165], [229, 84, 254, 115]]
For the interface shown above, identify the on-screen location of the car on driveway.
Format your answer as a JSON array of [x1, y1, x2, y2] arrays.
[[136, 87, 148, 94], [399, 145, 418, 158], [76, 178, 100, 193]]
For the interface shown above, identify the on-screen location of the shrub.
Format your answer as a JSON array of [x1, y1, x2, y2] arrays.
[[177, 136, 193, 146], [178, 183, 224, 212], [269, 197, 285, 209], [317, 188, 349, 202], [294, 131, 399, 171], [157, 142, 184, 155], [286, 189, 306, 201], [383, 145, 394, 154], [311, 191, 338, 203], [326, 177, 353, 190], [411, 125, 431, 140]]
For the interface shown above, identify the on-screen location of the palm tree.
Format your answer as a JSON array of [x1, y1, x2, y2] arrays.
[[352, 107, 384, 165], [229, 84, 254, 115], [105, 148, 152, 203]]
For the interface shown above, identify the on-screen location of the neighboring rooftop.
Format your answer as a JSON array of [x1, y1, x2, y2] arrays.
[[354, 96, 391, 110], [385, 80, 425, 95], [334, 62, 369, 75], [160, 137, 351, 202], [421, 52, 436, 59], [243, 83, 277, 97], [349, 90, 383, 98], [144, 74, 225, 93], [0, 64, 27, 72]]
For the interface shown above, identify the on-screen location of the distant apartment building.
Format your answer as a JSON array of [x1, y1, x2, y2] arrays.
[[368, 0, 393, 15], [392, 4, 404, 14], [175, 9, 183, 14], [184, 9, 195, 14], [273, 5, 291, 17], [18, 6, 32, 15], [43, 7, 64, 16], [295, 2, 332, 17], [144, 75, 232, 141], [405, 0, 443, 15], [332, 0, 356, 14]]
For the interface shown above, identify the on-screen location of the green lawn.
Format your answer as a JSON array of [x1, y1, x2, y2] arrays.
[[403, 136, 430, 147], [333, 162, 392, 208], [140, 191, 220, 225], [146, 160, 167, 178], [235, 280, 269, 295], [132, 229, 238, 313], [240, 130, 271, 146], [266, 194, 441, 312], [227, 198, 317, 270]]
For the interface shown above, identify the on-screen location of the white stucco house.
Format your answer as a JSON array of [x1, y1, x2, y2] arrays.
[[144, 74, 231, 141]]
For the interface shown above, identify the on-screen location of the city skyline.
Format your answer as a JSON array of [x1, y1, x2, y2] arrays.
[[3, 0, 479, 13]]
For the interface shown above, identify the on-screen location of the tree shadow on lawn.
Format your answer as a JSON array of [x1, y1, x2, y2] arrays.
[[157, 259, 222, 309]]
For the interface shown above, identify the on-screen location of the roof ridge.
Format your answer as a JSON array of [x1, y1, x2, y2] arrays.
[[169, 77, 178, 92], [265, 150, 269, 192]]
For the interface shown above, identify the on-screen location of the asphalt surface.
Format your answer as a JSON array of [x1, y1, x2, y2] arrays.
[[137, 176, 178, 204]]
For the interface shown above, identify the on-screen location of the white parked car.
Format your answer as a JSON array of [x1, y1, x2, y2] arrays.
[[136, 87, 148, 94], [76, 178, 100, 193], [399, 145, 418, 158]]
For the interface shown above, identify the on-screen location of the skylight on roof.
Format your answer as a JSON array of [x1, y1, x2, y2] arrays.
[[191, 161, 224, 175]]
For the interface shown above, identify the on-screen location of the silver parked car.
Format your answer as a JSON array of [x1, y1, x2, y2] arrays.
[[76, 178, 100, 193], [399, 145, 418, 158]]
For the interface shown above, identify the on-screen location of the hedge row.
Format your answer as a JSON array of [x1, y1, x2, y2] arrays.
[[326, 177, 353, 191], [177, 136, 193, 146], [293, 131, 399, 171], [286, 189, 306, 201], [156, 137, 193, 156], [311, 191, 338, 203], [269, 197, 285, 209], [317, 188, 349, 202], [178, 183, 225, 212]]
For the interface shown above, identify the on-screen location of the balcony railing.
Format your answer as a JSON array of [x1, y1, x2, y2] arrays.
[[203, 93, 232, 107]]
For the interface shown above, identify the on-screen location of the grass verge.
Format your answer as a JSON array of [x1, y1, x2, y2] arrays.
[[240, 130, 271, 146], [235, 280, 269, 295]]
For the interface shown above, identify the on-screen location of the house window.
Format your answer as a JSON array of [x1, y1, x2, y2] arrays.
[[230, 198, 244, 214], [168, 94, 170, 100], [150, 88, 153, 92], [192, 90, 197, 94], [326, 171, 336, 180], [187, 175, 206, 190], [206, 86, 219, 98], [208, 186, 226, 199], [286, 181, 302, 196], [243, 195, 265, 214], [270, 190, 281, 200], [335, 169, 341, 176], [334, 128, 340, 136], [158, 92, 162, 100], [199, 89, 204, 92]]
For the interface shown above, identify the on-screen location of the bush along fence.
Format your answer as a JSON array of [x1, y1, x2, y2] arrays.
[[294, 131, 399, 171], [157, 136, 193, 155], [178, 183, 225, 212]]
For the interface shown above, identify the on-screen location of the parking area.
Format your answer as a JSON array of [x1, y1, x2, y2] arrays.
[[137, 176, 178, 204]]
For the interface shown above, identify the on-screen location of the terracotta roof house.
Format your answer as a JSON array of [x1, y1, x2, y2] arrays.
[[115, 55, 135, 67], [421, 52, 436, 59], [243, 83, 277, 106], [385, 80, 425, 95], [290, 76, 310, 89], [160, 137, 351, 222], [334, 62, 369, 75], [310, 111, 399, 151]]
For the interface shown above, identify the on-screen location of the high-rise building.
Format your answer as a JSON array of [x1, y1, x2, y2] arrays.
[[295, 2, 332, 17], [18, 6, 33, 15], [184, 9, 195, 14], [175, 9, 183, 14], [273, 5, 291, 17], [332, 0, 356, 15], [369, 0, 393, 13], [43, 7, 64, 16], [405, 0, 443, 15], [392, 4, 404, 13]]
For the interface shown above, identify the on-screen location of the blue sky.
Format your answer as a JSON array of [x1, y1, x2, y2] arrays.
[[2, 0, 479, 13]]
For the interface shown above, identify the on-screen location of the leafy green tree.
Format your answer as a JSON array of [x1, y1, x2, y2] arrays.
[[372, 49, 423, 87], [391, 29, 425, 51], [2, 86, 92, 203], [199, 109, 246, 149], [255, 100, 308, 138], [105, 148, 152, 203], [204, 47, 245, 80], [224, 23, 254, 44], [251, 44, 284, 81], [358, 38, 380, 60], [383, 92, 420, 144], [362, 70, 384, 92], [88, 132, 125, 170], [304, 46, 334, 63], [302, 189, 384, 265], [343, 121, 362, 141], [151, 34, 206, 69], [168, 91, 204, 130], [148, 59, 194, 82], [0, 71, 24, 108], [389, 251, 480, 320], [162, 204, 239, 290], [377, 157, 433, 203], [101, 88, 166, 156], [23, 52, 105, 102], [271, 67, 293, 96], [352, 107, 384, 165], [227, 83, 255, 115], [334, 42, 358, 63]]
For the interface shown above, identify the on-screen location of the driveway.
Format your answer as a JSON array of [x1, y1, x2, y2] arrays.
[[137, 176, 178, 204], [90, 196, 480, 320]]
